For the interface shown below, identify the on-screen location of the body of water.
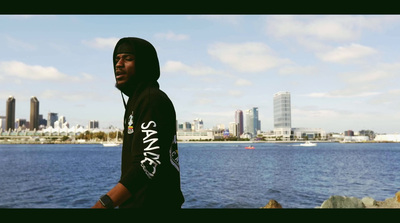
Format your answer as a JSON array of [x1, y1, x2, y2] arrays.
[[0, 142, 399, 208]]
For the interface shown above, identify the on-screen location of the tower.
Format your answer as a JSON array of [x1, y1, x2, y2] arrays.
[[235, 110, 243, 136], [6, 96, 15, 131], [47, 112, 58, 128], [30, 96, 39, 130], [244, 107, 260, 137], [273, 91, 291, 140]]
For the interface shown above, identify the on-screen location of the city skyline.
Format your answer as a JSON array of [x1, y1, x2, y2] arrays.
[[1, 15, 400, 133]]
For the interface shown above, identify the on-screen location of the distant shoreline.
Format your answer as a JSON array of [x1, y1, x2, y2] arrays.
[[1, 140, 398, 145]]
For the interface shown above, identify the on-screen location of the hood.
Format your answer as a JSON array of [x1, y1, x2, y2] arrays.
[[113, 37, 160, 96]]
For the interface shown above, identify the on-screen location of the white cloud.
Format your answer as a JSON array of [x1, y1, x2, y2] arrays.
[[82, 37, 119, 49], [306, 91, 381, 98], [369, 89, 400, 106], [154, 31, 189, 41], [339, 62, 400, 85], [208, 42, 291, 72], [265, 16, 358, 42], [265, 15, 399, 42], [40, 89, 96, 101], [162, 60, 221, 76], [235, 78, 252, 86], [318, 43, 377, 63], [278, 65, 319, 75], [0, 61, 94, 82], [0, 61, 68, 81], [3, 35, 36, 51], [228, 90, 242, 97]]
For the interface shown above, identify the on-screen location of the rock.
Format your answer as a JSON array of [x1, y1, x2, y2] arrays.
[[396, 191, 400, 203], [320, 195, 366, 208], [361, 197, 377, 207], [261, 199, 283, 209]]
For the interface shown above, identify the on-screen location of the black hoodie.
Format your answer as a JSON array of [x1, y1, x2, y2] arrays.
[[113, 37, 184, 208]]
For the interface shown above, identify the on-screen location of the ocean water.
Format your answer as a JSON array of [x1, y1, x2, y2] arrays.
[[0, 142, 399, 208]]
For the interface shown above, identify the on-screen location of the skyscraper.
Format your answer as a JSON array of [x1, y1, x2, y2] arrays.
[[235, 110, 243, 136], [47, 112, 58, 128], [30, 96, 39, 130], [6, 96, 15, 131], [244, 107, 260, 137], [89, 120, 99, 129], [273, 91, 292, 140]]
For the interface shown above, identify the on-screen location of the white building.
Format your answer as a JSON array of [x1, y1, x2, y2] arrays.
[[343, 136, 370, 142], [0, 116, 5, 131], [374, 134, 400, 142], [177, 130, 214, 141], [229, 122, 239, 137], [192, 118, 204, 131], [292, 128, 327, 140], [273, 91, 291, 140]]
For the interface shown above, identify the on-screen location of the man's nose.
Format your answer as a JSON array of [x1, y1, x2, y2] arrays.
[[116, 59, 124, 67]]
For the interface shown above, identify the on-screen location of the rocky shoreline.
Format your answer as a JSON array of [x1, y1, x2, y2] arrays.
[[261, 191, 400, 208]]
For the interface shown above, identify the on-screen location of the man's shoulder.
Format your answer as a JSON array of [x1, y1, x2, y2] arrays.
[[136, 87, 173, 109]]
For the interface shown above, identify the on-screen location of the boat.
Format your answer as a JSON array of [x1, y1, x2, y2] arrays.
[[245, 146, 255, 149], [299, 141, 317, 147], [102, 131, 121, 147], [102, 142, 120, 147]]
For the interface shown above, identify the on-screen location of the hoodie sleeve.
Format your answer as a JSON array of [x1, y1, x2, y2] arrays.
[[119, 91, 170, 194]]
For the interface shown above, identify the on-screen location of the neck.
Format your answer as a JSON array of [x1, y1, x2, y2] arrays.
[[117, 80, 159, 98]]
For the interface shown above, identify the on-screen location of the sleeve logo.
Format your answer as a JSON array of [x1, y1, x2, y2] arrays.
[[127, 111, 134, 134], [140, 121, 161, 179]]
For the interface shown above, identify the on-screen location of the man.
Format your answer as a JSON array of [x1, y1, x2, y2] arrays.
[[92, 37, 184, 208]]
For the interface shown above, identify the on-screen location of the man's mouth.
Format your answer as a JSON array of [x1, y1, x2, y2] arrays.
[[115, 71, 125, 80]]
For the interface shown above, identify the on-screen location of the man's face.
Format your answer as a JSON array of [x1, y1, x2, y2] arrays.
[[115, 53, 136, 89]]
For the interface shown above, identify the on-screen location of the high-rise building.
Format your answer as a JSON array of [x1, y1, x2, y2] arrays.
[[16, 118, 27, 129], [183, 122, 191, 131], [47, 112, 58, 128], [54, 116, 68, 128], [193, 118, 204, 131], [235, 110, 244, 136], [244, 107, 260, 137], [6, 96, 15, 131], [0, 116, 6, 131], [273, 91, 292, 140], [89, 120, 99, 129], [30, 96, 39, 130], [229, 122, 239, 138]]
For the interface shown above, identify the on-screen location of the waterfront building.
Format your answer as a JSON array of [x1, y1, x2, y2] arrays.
[[235, 110, 244, 136], [6, 96, 15, 131], [177, 130, 214, 141], [89, 120, 99, 129], [343, 135, 369, 142], [344, 130, 354, 136], [292, 128, 327, 140], [229, 122, 239, 138], [273, 91, 291, 140], [30, 96, 39, 131], [16, 118, 28, 130], [183, 122, 191, 131], [38, 114, 47, 129], [54, 116, 69, 129], [374, 134, 400, 142], [47, 112, 58, 128], [244, 107, 260, 137], [0, 116, 5, 131], [193, 118, 204, 131]]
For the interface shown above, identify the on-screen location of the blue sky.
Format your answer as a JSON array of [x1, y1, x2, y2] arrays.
[[1, 15, 400, 133]]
